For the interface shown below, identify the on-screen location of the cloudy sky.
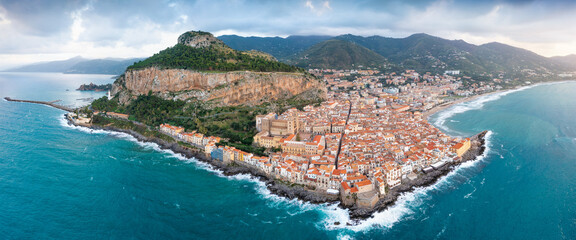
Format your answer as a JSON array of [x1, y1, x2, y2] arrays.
[[1, 0, 575, 69]]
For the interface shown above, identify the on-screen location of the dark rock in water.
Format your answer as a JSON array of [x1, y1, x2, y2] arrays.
[[66, 114, 488, 222], [77, 83, 112, 91], [348, 130, 489, 220]]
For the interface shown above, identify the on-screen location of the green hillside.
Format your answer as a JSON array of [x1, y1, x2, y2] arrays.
[[221, 33, 568, 74], [128, 31, 303, 73], [291, 39, 388, 69], [550, 54, 576, 70], [336, 33, 566, 74], [219, 35, 332, 62]]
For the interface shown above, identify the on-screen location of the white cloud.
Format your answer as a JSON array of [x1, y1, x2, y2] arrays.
[[0, 6, 10, 25], [305, 0, 332, 15], [305, 1, 315, 11], [1, 0, 576, 69], [70, 2, 93, 41]]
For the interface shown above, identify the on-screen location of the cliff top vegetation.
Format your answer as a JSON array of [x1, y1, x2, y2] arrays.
[[127, 31, 304, 73]]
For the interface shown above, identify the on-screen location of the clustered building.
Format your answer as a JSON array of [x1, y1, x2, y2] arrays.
[[158, 69, 475, 208], [159, 123, 221, 155]]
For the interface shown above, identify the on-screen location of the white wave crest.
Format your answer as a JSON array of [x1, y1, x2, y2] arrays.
[[59, 114, 498, 234], [463, 185, 477, 199], [322, 131, 494, 232], [58, 115, 195, 160], [59, 116, 110, 135], [433, 85, 538, 132]]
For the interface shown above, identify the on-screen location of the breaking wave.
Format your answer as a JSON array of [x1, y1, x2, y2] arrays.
[[319, 131, 493, 233], [60, 112, 497, 235], [59, 115, 190, 161], [432, 85, 540, 133]]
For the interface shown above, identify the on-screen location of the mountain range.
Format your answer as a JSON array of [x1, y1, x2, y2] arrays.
[[220, 33, 576, 74], [289, 39, 389, 69], [4, 57, 143, 75], [8, 33, 574, 76], [550, 54, 576, 70], [218, 35, 332, 62]]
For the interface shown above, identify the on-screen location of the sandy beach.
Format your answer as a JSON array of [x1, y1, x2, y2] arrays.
[[422, 89, 506, 119], [424, 80, 576, 119]]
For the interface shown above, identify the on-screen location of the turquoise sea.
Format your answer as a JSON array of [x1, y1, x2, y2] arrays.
[[1, 72, 575, 239]]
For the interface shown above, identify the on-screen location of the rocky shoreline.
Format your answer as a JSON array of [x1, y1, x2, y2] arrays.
[[67, 114, 487, 222], [67, 116, 338, 204], [348, 130, 488, 220]]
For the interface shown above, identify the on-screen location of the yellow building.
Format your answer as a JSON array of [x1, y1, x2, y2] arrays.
[[452, 138, 471, 157], [282, 141, 306, 155], [253, 131, 284, 148]]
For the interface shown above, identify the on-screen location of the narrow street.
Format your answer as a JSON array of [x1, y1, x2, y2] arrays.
[[334, 101, 352, 168]]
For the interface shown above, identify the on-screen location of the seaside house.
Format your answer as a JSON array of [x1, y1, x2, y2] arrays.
[[452, 138, 471, 157], [160, 124, 184, 136]]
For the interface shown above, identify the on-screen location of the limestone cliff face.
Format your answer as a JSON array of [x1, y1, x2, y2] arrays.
[[112, 67, 326, 106], [177, 31, 224, 49]]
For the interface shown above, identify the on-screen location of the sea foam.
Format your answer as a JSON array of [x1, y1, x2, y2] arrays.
[[61, 115, 187, 154], [321, 131, 493, 232], [432, 85, 541, 133], [59, 114, 496, 234]]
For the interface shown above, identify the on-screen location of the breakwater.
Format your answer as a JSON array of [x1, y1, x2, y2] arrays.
[[4, 97, 75, 112]]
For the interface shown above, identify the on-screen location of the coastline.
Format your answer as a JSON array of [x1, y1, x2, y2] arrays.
[[423, 79, 576, 120], [7, 95, 488, 223], [422, 90, 505, 119], [348, 130, 488, 220], [68, 118, 340, 205], [65, 114, 487, 222]]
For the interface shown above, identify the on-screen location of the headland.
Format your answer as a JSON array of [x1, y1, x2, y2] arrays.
[[4, 92, 487, 223], [65, 111, 487, 221]]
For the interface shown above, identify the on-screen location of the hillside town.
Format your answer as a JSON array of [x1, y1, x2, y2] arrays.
[[157, 69, 476, 208]]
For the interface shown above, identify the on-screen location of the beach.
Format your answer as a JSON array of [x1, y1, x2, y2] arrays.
[[422, 89, 507, 119]]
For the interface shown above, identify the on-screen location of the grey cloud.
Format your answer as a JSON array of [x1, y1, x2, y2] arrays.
[[1, 0, 575, 58], [0, 0, 87, 36]]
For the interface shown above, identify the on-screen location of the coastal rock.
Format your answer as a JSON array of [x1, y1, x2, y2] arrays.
[[77, 83, 112, 91], [348, 130, 488, 219], [68, 116, 337, 206], [112, 68, 326, 106], [67, 113, 488, 222]]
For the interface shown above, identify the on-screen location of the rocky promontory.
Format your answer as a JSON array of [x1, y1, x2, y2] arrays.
[[77, 83, 112, 92], [348, 130, 489, 219], [111, 30, 326, 106], [112, 68, 325, 106], [67, 111, 487, 222]]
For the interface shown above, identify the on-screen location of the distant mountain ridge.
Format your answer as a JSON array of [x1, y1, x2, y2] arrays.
[[5, 57, 143, 75], [219, 35, 332, 62], [6, 56, 87, 73], [66, 58, 145, 75], [218, 33, 574, 74], [290, 39, 388, 69], [550, 54, 576, 70]]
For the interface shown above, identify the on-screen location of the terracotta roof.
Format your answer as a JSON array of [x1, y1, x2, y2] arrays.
[[356, 179, 372, 187]]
